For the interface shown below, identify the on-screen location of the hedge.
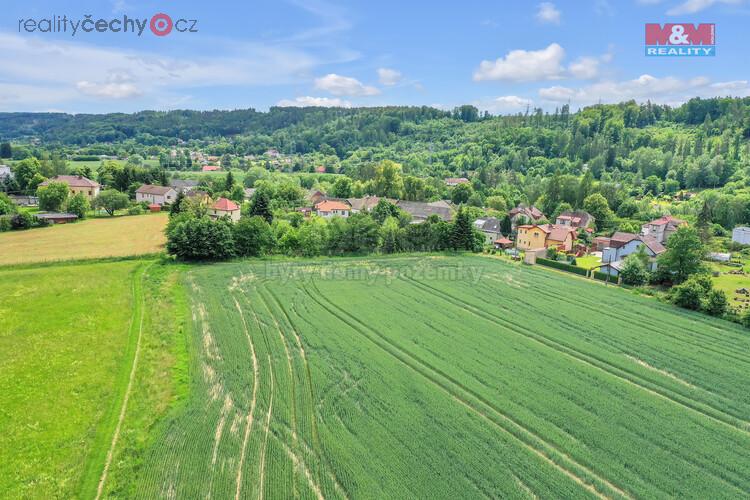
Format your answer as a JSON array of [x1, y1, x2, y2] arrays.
[[536, 258, 589, 277]]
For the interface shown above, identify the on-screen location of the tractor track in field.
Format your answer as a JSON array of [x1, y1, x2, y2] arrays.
[[378, 283, 750, 493], [492, 274, 750, 370], [258, 354, 274, 500], [231, 291, 260, 500], [256, 287, 301, 499], [265, 286, 351, 500], [303, 281, 632, 500], [95, 262, 151, 500], [401, 274, 750, 436]]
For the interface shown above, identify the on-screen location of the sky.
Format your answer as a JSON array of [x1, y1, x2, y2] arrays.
[[1, 0, 749, 114]]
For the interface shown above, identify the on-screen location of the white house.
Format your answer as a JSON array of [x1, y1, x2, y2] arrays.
[[315, 200, 351, 218], [732, 227, 750, 245], [641, 216, 686, 244], [209, 197, 241, 222], [474, 218, 502, 245], [0, 165, 12, 180], [600, 232, 666, 276], [135, 185, 177, 206]]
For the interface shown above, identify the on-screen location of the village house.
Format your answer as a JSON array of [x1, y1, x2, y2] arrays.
[[306, 190, 327, 205], [508, 204, 545, 229], [474, 218, 502, 245], [136, 185, 177, 206], [185, 190, 211, 205], [0, 165, 12, 180], [315, 200, 351, 218], [396, 200, 453, 223], [38, 175, 100, 200], [732, 227, 750, 245], [347, 196, 386, 213], [169, 179, 199, 194], [641, 215, 686, 244], [202, 165, 221, 172], [599, 232, 666, 276], [555, 210, 595, 229], [516, 224, 577, 252], [209, 197, 241, 222], [445, 177, 469, 186]]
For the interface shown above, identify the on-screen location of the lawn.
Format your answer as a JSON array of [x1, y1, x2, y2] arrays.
[[0, 261, 141, 498], [709, 258, 750, 312], [574, 254, 601, 269], [0, 213, 167, 265], [131, 254, 750, 499]]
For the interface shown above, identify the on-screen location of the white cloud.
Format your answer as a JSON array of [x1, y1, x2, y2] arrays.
[[314, 73, 380, 96], [568, 57, 601, 79], [276, 96, 352, 107], [377, 68, 402, 86], [0, 32, 324, 110], [536, 3, 562, 24], [539, 74, 750, 106], [667, 0, 743, 14], [473, 43, 565, 82], [477, 95, 534, 114]]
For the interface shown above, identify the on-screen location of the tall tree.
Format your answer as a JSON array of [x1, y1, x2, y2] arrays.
[[657, 226, 705, 284]]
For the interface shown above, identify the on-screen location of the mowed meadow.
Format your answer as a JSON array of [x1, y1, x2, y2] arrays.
[[0, 213, 167, 265], [129, 255, 750, 499]]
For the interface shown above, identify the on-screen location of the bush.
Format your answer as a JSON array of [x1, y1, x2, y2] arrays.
[[233, 216, 275, 257], [671, 277, 707, 310], [703, 289, 728, 317], [127, 205, 145, 216], [619, 255, 650, 286], [65, 192, 90, 219], [166, 216, 235, 261], [0, 216, 11, 232], [10, 212, 34, 229]]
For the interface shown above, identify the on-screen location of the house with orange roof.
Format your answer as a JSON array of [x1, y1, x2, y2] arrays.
[[315, 199, 351, 218], [641, 216, 686, 244], [209, 197, 241, 222]]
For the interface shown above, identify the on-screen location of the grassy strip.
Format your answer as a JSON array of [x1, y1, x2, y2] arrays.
[[0, 252, 165, 271], [77, 262, 149, 498], [95, 262, 192, 498]]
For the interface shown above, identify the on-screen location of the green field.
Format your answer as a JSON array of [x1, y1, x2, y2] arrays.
[[125, 255, 750, 498], [0, 261, 141, 498]]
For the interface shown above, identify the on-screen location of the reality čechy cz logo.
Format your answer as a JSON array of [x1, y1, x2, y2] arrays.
[[17, 13, 198, 37], [645, 23, 715, 57]]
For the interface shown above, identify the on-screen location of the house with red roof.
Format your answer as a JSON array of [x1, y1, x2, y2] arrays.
[[315, 200, 351, 218], [445, 177, 469, 186], [209, 197, 241, 222], [202, 165, 221, 172], [508, 204, 545, 229], [516, 224, 577, 252]]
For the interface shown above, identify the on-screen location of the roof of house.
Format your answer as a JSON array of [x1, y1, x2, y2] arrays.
[[474, 218, 501, 233], [556, 210, 594, 227], [136, 184, 174, 195], [509, 204, 544, 220], [518, 223, 576, 241], [202, 165, 221, 171], [347, 196, 383, 211], [212, 197, 240, 211], [445, 177, 469, 184], [608, 231, 666, 254], [396, 200, 453, 221], [244, 188, 256, 198], [494, 237, 513, 245], [170, 179, 199, 189], [645, 215, 685, 227], [316, 200, 351, 211], [39, 175, 99, 188]]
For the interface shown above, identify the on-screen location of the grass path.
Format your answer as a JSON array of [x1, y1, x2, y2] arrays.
[[94, 262, 151, 499]]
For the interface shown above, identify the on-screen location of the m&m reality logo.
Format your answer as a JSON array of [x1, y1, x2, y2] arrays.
[[645, 23, 715, 57]]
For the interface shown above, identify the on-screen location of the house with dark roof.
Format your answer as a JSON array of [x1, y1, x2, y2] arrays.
[[396, 200, 453, 223], [39, 175, 100, 200], [508, 204, 545, 229], [641, 216, 686, 244], [135, 184, 177, 206], [555, 210, 595, 229], [347, 196, 388, 213], [474, 218, 502, 244], [599, 232, 666, 276], [516, 224, 577, 252], [169, 179, 199, 194]]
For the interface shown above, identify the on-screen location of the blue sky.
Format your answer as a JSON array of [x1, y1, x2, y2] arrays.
[[2, 0, 749, 113]]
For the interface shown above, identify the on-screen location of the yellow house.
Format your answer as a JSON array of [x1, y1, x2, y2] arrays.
[[38, 175, 100, 200], [516, 224, 577, 251]]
